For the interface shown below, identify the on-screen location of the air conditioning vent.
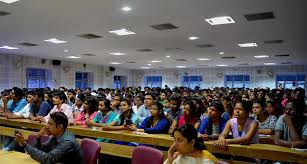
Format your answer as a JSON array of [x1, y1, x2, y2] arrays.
[[150, 23, 179, 30], [136, 49, 153, 52], [244, 12, 275, 21], [77, 34, 102, 39], [221, 56, 236, 59], [18, 43, 38, 47], [196, 44, 215, 48], [274, 54, 290, 57], [263, 40, 284, 44], [81, 54, 96, 57], [0, 11, 11, 16], [175, 59, 187, 61]]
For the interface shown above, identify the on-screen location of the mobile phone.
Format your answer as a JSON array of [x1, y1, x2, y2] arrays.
[[125, 119, 133, 126]]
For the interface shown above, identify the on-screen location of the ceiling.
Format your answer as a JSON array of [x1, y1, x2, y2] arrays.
[[0, 0, 306, 69]]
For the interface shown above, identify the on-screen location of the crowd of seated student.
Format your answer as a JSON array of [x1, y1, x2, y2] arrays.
[[1, 86, 307, 162]]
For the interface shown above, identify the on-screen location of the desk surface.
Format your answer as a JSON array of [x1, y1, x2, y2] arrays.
[[1, 117, 307, 164], [0, 151, 38, 164]]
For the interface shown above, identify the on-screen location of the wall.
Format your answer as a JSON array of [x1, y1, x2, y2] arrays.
[[131, 65, 307, 91], [0, 54, 133, 91]]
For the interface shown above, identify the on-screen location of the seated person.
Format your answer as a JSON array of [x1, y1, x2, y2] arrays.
[[164, 124, 218, 164], [71, 93, 85, 119], [266, 100, 282, 118], [221, 95, 233, 120], [29, 90, 52, 121], [86, 99, 117, 128], [213, 100, 259, 150], [103, 99, 139, 131], [39, 92, 74, 124], [6, 91, 34, 119], [252, 100, 276, 135], [128, 101, 170, 134], [136, 93, 155, 125], [0, 87, 27, 114], [14, 112, 84, 164], [74, 98, 98, 126], [274, 100, 307, 148], [198, 101, 228, 140], [169, 101, 200, 134], [165, 96, 182, 124]]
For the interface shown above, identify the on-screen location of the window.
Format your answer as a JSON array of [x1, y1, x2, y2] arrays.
[[26, 68, 49, 89], [75, 72, 90, 90], [113, 76, 127, 89], [183, 75, 203, 88], [276, 74, 305, 89], [145, 76, 162, 88], [225, 75, 250, 88]]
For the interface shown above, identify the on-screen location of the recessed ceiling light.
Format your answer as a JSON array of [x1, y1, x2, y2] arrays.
[[0, 0, 19, 3], [149, 60, 161, 63], [217, 64, 228, 67], [205, 16, 235, 25], [219, 52, 224, 55], [238, 43, 257, 47], [64, 50, 69, 52], [264, 63, 276, 65], [197, 58, 211, 61], [108, 29, 135, 36], [176, 66, 186, 68], [254, 55, 269, 58], [189, 36, 199, 40], [66, 56, 80, 59], [109, 52, 126, 56], [166, 55, 171, 58], [44, 38, 67, 44], [0, 46, 19, 50], [122, 6, 132, 11], [140, 67, 150, 69], [147, 64, 152, 66], [110, 62, 121, 65]]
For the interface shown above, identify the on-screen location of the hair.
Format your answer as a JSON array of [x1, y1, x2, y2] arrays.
[[33, 90, 44, 100], [84, 98, 98, 115], [98, 98, 112, 112], [184, 100, 199, 117], [12, 87, 24, 100], [145, 93, 156, 101], [151, 101, 165, 118], [135, 95, 144, 102], [119, 99, 133, 126], [174, 124, 206, 150], [50, 112, 68, 130], [207, 101, 224, 135], [169, 95, 182, 110], [52, 91, 67, 103], [286, 100, 306, 137], [236, 100, 252, 114], [253, 99, 265, 109]]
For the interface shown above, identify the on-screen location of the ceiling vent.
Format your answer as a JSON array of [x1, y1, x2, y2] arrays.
[[136, 49, 153, 52], [77, 34, 102, 39], [244, 12, 275, 21], [197, 64, 209, 67], [81, 54, 96, 57], [196, 44, 215, 48], [0, 11, 11, 16], [165, 48, 184, 51], [239, 63, 249, 66], [274, 54, 290, 57], [221, 56, 236, 59], [150, 23, 179, 30], [175, 59, 187, 61], [127, 61, 136, 63], [263, 40, 284, 44], [18, 43, 38, 47], [281, 62, 293, 64]]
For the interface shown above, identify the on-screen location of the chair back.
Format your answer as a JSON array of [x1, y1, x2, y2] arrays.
[[80, 138, 101, 164], [132, 146, 164, 164]]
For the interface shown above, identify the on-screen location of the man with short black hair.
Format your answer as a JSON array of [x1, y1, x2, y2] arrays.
[[15, 112, 84, 164]]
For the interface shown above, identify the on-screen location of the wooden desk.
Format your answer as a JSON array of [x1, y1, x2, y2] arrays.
[[0, 150, 11, 155], [1, 117, 307, 164], [0, 151, 38, 164]]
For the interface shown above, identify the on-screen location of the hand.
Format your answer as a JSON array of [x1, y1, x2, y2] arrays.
[[128, 124, 137, 131], [283, 114, 293, 126], [199, 134, 210, 141], [38, 117, 46, 123], [15, 132, 26, 147], [167, 143, 179, 163], [85, 119, 93, 126], [36, 126, 50, 138], [212, 138, 228, 150], [292, 141, 306, 148], [6, 113, 15, 119]]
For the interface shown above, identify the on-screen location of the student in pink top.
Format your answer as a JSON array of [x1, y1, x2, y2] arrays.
[[75, 98, 98, 126], [38, 92, 74, 124], [213, 100, 259, 150]]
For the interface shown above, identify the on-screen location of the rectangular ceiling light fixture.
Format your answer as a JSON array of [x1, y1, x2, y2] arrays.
[[108, 29, 135, 36], [0, 0, 19, 3], [44, 38, 67, 44], [205, 16, 235, 25], [238, 43, 257, 47]]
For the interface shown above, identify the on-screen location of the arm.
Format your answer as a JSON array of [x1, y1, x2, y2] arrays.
[[226, 121, 259, 144], [194, 120, 200, 130], [168, 120, 178, 135], [259, 129, 274, 135], [143, 119, 170, 134], [212, 120, 231, 150], [274, 130, 292, 147]]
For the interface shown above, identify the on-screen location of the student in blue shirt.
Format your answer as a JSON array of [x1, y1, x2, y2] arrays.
[[128, 101, 170, 134], [29, 90, 52, 121], [198, 101, 228, 140], [1, 87, 27, 113]]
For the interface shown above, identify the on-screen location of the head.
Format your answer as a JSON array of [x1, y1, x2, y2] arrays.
[[110, 100, 117, 110], [252, 100, 265, 115], [33, 90, 44, 104], [52, 92, 67, 106], [169, 96, 181, 112], [150, 101, 164, 118], [208, 101, 224, 119], [266, 100, 276, 115], [83, 98, 98, 115], [134, 96, 143, 107], [144, 93, 155, 108], [44, 92, 51, 102], [163, 99, 170, 108], [173, 124, 205, 155], [233, 100, 252, 119], [46, 112, 68, 137], [160, 92, 167, 101], [26, 91, 34, 104], [10, 87, 24, 102], [183, 101, 197, 117], [75, 93, 85, 107], [120, 99, 132, 113], [112, 94, 122, 106], [67, 90, 76, 100], [284, 101, 297, 116], [98, 99, 112, 113], [221, 96, 231, 107]]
